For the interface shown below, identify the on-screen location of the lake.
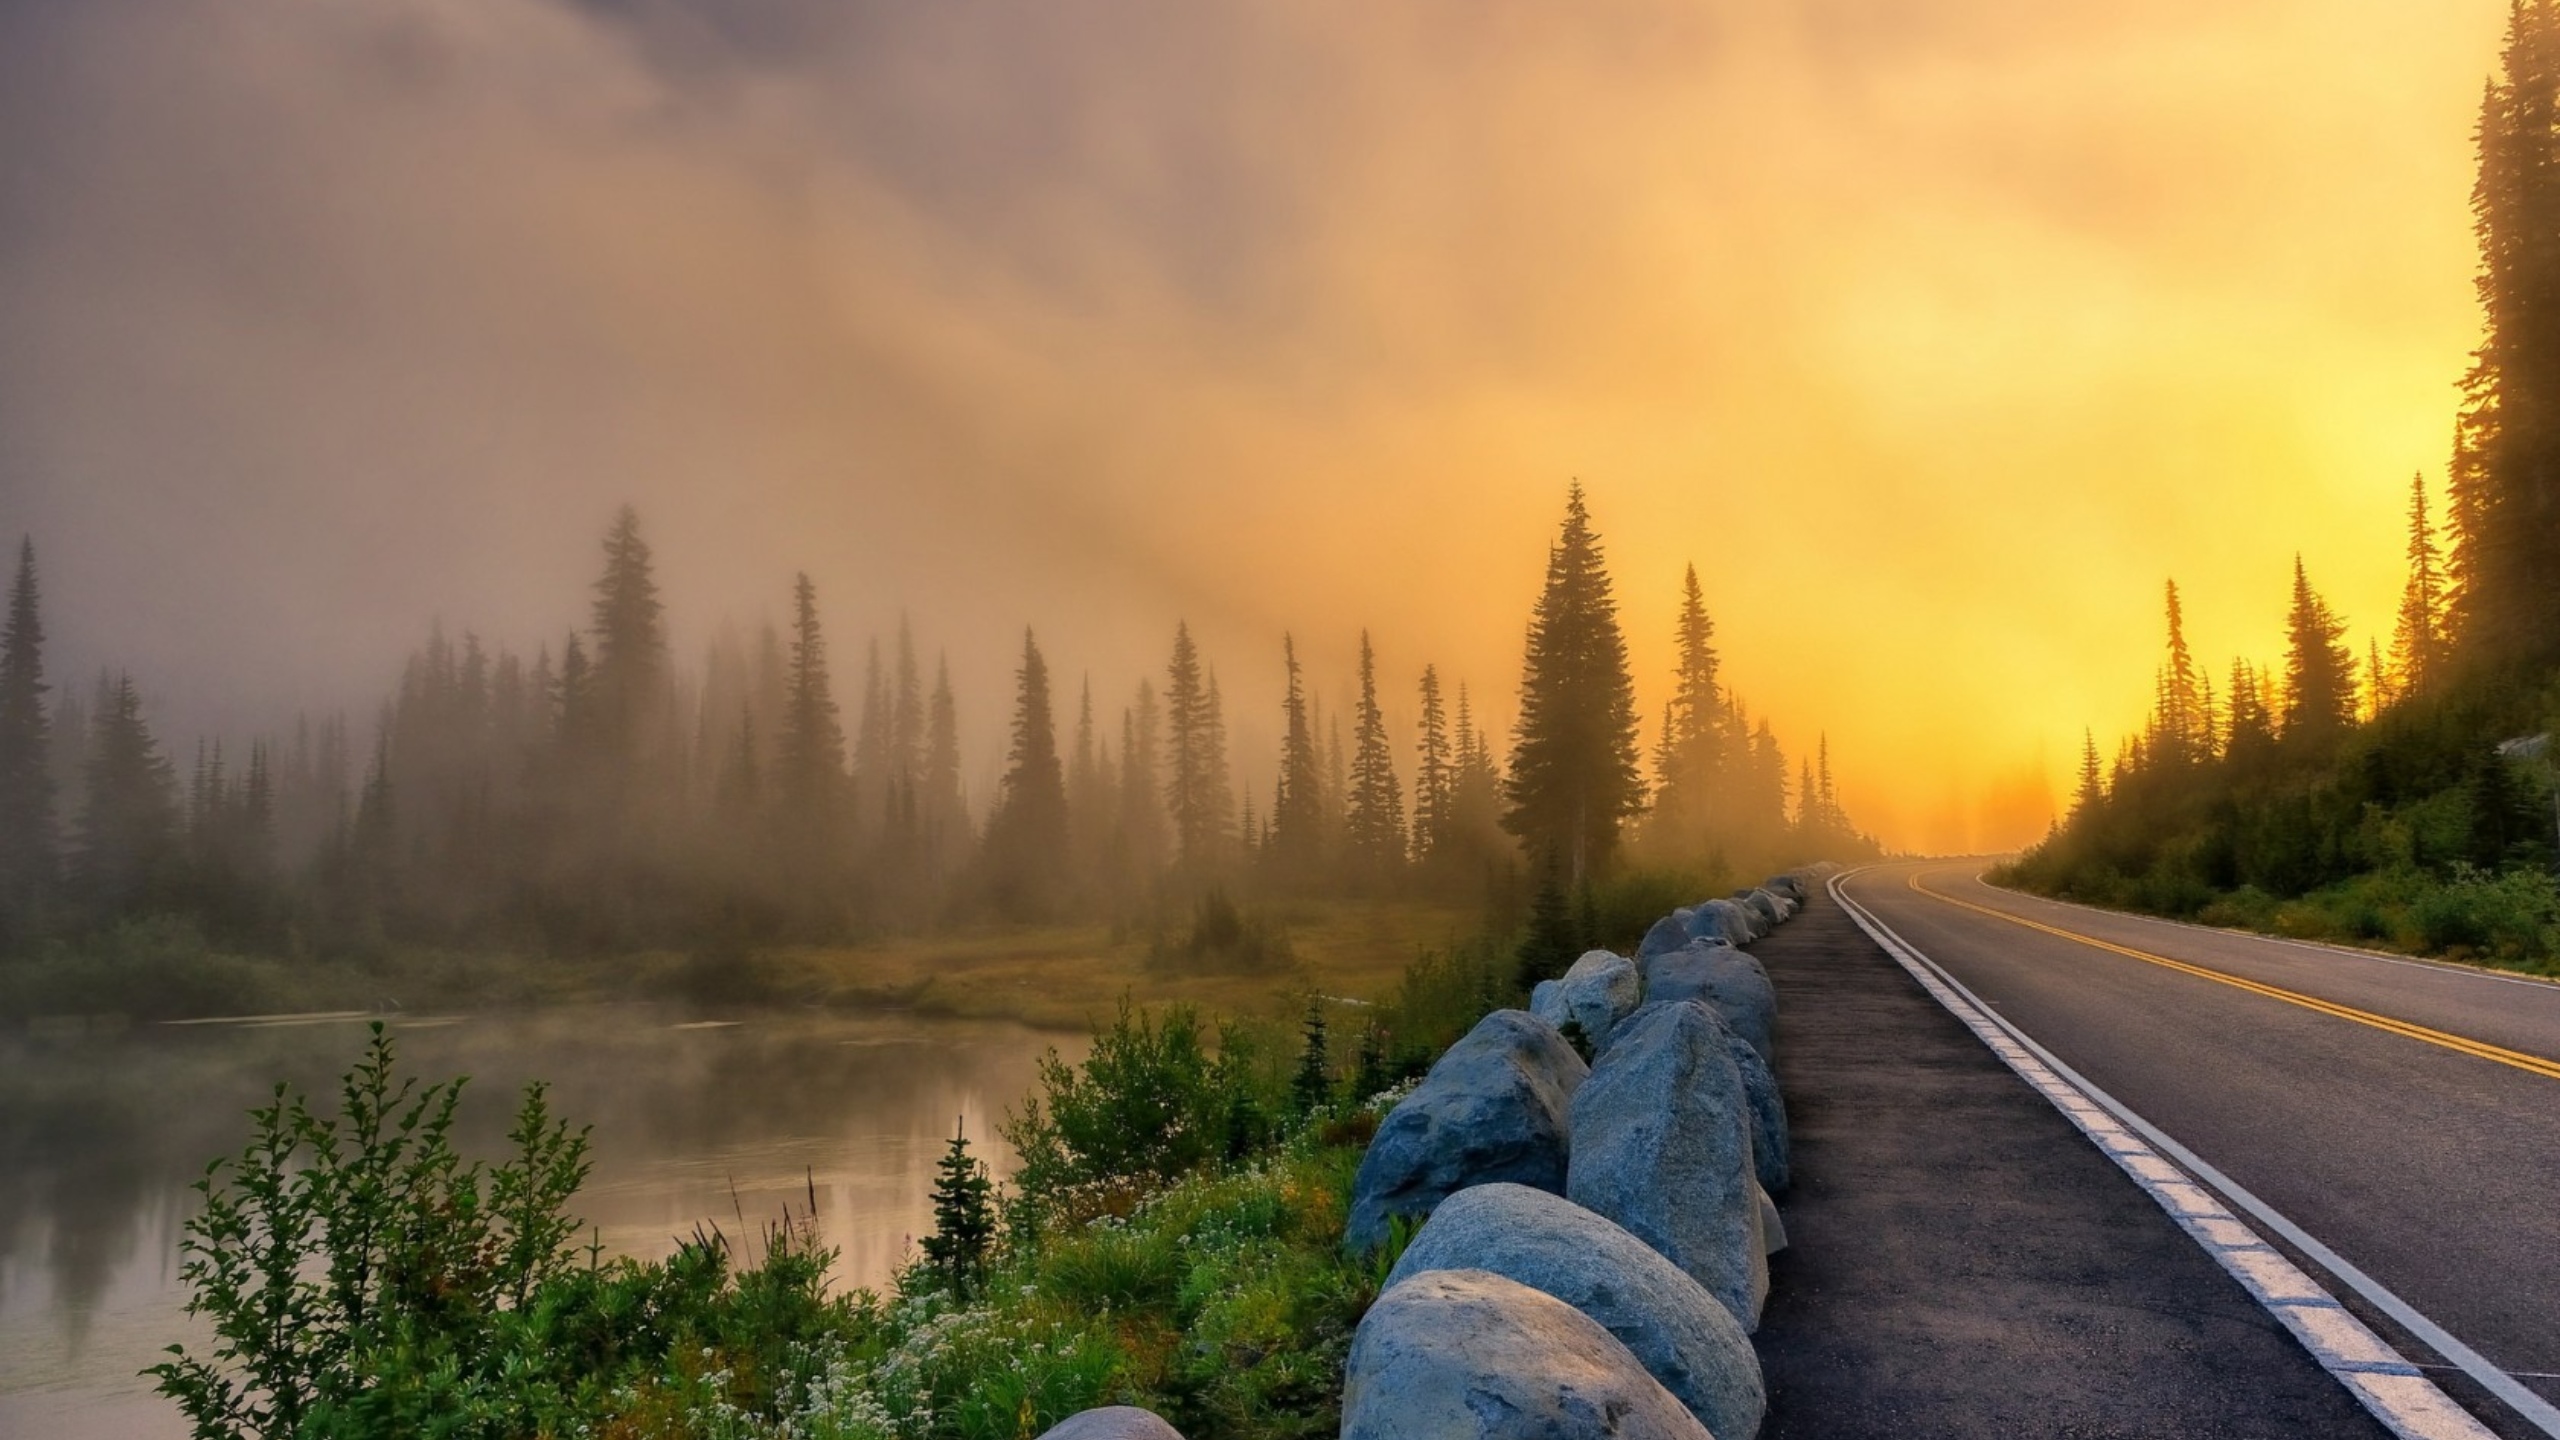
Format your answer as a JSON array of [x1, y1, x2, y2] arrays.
[[0, 1005, 1081, 1439]]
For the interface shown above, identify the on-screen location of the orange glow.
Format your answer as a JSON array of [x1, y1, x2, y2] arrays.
[[0, 0, 2507, 851]]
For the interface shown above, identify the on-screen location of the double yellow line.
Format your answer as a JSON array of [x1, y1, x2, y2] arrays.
[[1906, 870, 2560, 1084]]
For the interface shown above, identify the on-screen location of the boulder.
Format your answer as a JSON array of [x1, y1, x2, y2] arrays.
[[1342, 1269, 1712, 1440], [1737, 889, 1782, 932], [1765, 874, 1808, 905], [1346, 1010, 1590, 1251], [1684, 899, 1752, 947], [1759, 1186, 1787, 1256], [1727, 1027, 1791, 1194], [1643, 942, 1779, 1066], [1638, 912, 1694, 960], [1036, 1409, 1186, 1440], [1531, 949, 1642, 1053], [1386, 1184, 1766, 1440], [1568, 1000, 1769, 1329]]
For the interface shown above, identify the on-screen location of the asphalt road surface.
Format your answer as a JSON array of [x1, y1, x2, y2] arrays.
[[1840, 860, 2560, 1438]]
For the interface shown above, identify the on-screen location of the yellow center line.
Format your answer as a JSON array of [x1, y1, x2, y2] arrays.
[[1902, 869, 2560, 1084]]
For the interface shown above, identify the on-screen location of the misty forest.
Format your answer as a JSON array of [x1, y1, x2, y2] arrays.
[[8, 2, 2555, 1440]]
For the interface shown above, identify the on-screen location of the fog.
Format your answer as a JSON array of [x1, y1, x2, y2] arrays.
[[0, 0, 2503, 851]]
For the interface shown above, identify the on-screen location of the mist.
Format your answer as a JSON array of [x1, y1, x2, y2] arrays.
[[0, 0, 2504, 851]]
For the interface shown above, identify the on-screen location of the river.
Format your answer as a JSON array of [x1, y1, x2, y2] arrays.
[[0, 1005, 1080, 1439]]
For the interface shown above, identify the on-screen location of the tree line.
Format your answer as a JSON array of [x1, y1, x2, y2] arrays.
[[2020, 4, 2560, 915], [0, 489, 1871, 963]]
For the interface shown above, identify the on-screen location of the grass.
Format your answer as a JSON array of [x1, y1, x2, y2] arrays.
[[0, 899, 1481, 1030]]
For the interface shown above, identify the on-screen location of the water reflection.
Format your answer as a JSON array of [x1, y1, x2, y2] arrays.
[[0, 1007, 1078, 1440]]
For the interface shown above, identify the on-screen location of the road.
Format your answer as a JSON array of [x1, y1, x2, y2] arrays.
[[1839, 859, 2560, 1437]]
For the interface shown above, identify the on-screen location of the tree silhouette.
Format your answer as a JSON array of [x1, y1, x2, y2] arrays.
[[2391, 472, 2450, 701], [982, 628, 1069, 916], [76, 673, 178, 912], [0, 538, 57, 933], [1344, 631, 1406, 880], [1411, 664, 1453, 865], [1268, 635, 1326, 881], [1504, 485, 1643, 887], [2281, 557, 2357, 747]]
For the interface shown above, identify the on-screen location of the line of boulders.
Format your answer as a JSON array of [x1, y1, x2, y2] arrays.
[[1032, 870, 1822, 1440]]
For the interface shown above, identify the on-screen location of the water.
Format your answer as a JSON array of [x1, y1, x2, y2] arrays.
[[0, 1006, 1079, 1439]]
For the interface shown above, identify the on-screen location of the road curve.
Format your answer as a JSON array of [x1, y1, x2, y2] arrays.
[[1841, 860, 2560, 1437]]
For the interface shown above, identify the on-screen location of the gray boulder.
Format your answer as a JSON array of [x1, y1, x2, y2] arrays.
[[1737, 889, 1782, 931], [1639, 912, 1694, 960], [1727, 1026, 1790, 1194], [1765, 874, 1809, 905], [1342, 1269, 1712, 1440], [1531, 949, 1642, 1053], [1036, 1409, 1185, 1440], [1759, 1186, 1787, 1256], [1387, 1184, 1766, 1440], [1347, 1009, 1590, 1251], [1634, 954, 1787, 1191], [1568, 1000, 1769, 1330], [1683, 900, 1751, 947], [1643, 942, 1778, 1066]]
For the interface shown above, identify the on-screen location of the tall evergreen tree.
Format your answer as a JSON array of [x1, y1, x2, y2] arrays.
[[76, 673, 179, 911], [920, 1118, 995, 1297], [2282, 557, 2358, 746], [1411, 664, 1454, 864], [2392, 472, 2450, 700], [1447, 683, 1505, 865], [1651, 564, 1723, 843], [1162, 624, 1230, 875], [587, 506, 666, 768], [982, 628, 1069, 916], [1119, 681, 1166, 879], [1269, 635, 1326, 880], [925, 655, 968, 863], [1504, 486, 1644, 886], [2152, 580, 2205, 766], [2226, 659, 2277, 769], [1344, 631, 1407, 878], [775, 574, 846, 864], [2072, 730, 2104, 819], [0, 538, 58, 929]]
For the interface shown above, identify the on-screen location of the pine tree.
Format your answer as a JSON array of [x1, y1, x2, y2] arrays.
[[2282, 557, 2358, 746], [0, 538, 58, 930], [1411, 664, 1454, 865], [587, 506, 666, 768], [1269, 635, 1326, 880], [775, 573, 847, 860], [1119, 681, 1165, 877], [2451, 4, 2560, 665], [1504, 486, 1644, 887], [1344, 631, 1406, 879], [1651, 564, 1722, 845], [2226, 659, 2277, 768], [2392, 472, 2449, 700], [1290, 996, 1332, 1119], [1515, 858, 1581, 993], [77, 673, 179, 910], [2152, 580, 2205, 765], [1446, 684, 1504, 865], [889, 617, 924, 836], [982, 628, 1069, 916], [2072, 730, 2104, 819], [925, 656, 966, 863], [919, 1117, 996, 1297], [1162, 625, 1231, 875]]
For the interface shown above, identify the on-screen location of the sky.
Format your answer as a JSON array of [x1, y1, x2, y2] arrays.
[[0, 0, 2509, 853]]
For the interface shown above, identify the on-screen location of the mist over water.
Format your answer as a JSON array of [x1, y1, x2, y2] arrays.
[[0, 1007, 1078, 1440]]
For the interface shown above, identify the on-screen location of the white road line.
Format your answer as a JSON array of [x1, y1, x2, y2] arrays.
[[1829, 868, 2549, 1440]]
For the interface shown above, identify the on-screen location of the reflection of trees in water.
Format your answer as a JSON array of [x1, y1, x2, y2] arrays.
[[0, 1010, 1072, 1359]]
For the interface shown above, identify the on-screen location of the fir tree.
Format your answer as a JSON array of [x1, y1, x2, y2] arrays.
[[1504, 485, 1644, 887], [76, 674, 179, 911], [1269, 635, 1326, 880], [919, 1117, 996, 1297], [1515, 858, 1581, 993], [2451, 3, 2560, 665], [1290, 996, 1332, 1119], [775, 574, 847, 862], [2391, 472, 2449, 700], [587, 506, 666, 767], [1163, 623, 1224, 874], [1651, 564, 1723, 844], [1119, 681, 1165, 877], [925, 656, 967, 862], [982, 628, 1069, 916], [1411, 664, 1454, 865], [2152, 580, 2205, 766], [1344, 631, 1406, 879], [0, 538, 57, 929], [2072, 730, 2104, 819], [2281, 557, 2357, 746]]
